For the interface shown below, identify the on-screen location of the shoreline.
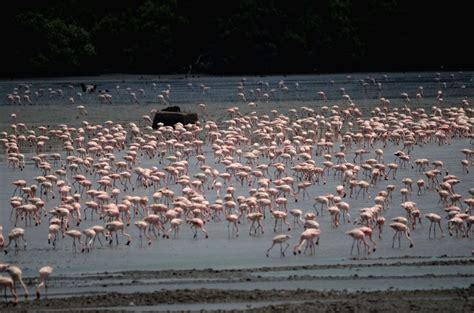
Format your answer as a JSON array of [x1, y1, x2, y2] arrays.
[[1, 257, 471, 312], [1, 287, 472, 312], [39, 256, 474, 280]]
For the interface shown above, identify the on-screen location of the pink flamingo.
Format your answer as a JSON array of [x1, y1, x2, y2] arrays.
[[82, 228, 96, 252], [390, 222, 414, 248], [357, 226, 377, 252], [376, 217, 385, 239], [105, 221, 131, 245], [165, 218, 183, 239], [225, 213, 240, 237], [424, 213, 444, 238], [36, 266, 53, 299], [327, 206, 340, 228], [3, 228, 27, 254], [0, 264, 28, 299], [0, 226, 4, 249], [134, 220, 152, 245], [346, 228, 371, 256], [47, 224, 62, 248], [289, 209, 304, 228], [64, 229, 83, 252], [271, 210, 291, 232], [293, 228, 320, 255], [247, 212, 264, 236], [313, 195, 329, 216], [187, 218, 208, 238], [0, 276, 18, 304], [266, 234, 291, 257]]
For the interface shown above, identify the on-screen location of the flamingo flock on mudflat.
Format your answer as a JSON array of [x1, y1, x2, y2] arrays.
[[1, 74, 474, 303]]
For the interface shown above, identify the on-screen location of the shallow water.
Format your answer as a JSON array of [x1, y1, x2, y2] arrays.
[[1, 72, 473, 296], [34, 300, 312, 312], [37, 276, 474, 298], [1, 72, 473, 130], [2, 137, 473, 277]]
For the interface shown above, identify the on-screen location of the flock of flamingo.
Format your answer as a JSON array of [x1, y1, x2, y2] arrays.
[[1, 74, 474, 305]]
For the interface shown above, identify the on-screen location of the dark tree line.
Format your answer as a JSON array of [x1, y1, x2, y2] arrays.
[[0, 0, 471, 77]]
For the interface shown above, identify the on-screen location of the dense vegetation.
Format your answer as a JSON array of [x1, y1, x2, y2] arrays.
[[1, 0, 471, 77]]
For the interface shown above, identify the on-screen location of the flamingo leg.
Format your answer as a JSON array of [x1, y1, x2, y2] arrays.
[[438, 221, 444, 237], [350, 239, 356, 255], [19, 278, 28, 298], [266, 243, 275, 257], [405, 231, 414, 247], [282, 242, 290, 256]]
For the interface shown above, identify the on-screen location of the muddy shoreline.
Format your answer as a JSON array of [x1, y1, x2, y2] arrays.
[[1, 259, 473, 312], [77, 257, 474, 279], [14, 257, 473, 283], [1, 287, 473, 312]]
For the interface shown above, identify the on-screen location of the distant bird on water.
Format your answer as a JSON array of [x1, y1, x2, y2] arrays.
[[81, 83, 96, 93]]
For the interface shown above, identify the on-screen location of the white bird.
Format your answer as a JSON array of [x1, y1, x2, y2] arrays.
[[36, 266, 53, 299]]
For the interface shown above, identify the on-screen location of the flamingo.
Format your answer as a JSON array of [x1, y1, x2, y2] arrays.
[[134, 220, 152, 245], [293, 228, 320, 255], [36, 266, 53, 299], [3, 228, 27, 254], [425, 213, 444, 238], [187, 218, 208, 239], [346, 228, 371, 256], [0, 226, 4, 249], [64, 229, 83, 252], [390, 222, 414, 248], [0, 264, 28, 299], [0, 276, 18, 304], [225, 213, 240, 237], [266, 234, 291, 257], [105, 221, 131, 245]]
